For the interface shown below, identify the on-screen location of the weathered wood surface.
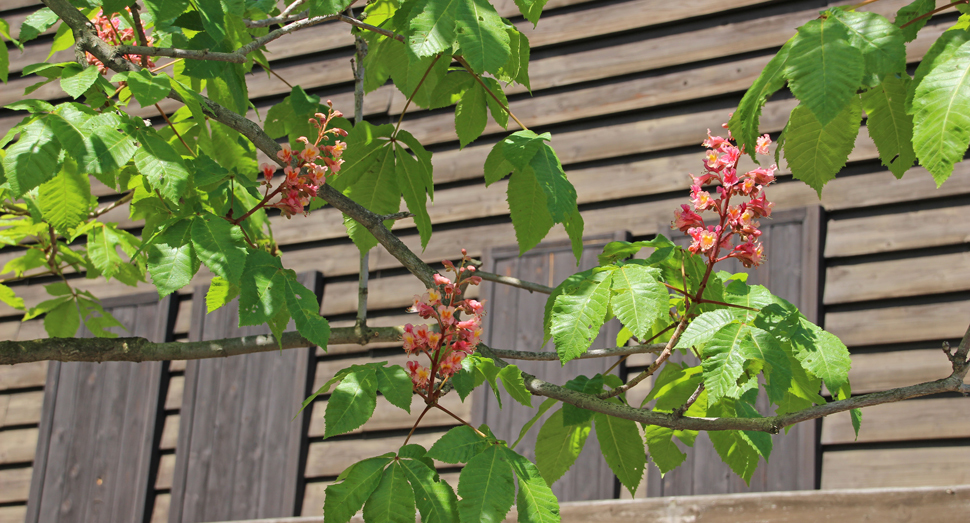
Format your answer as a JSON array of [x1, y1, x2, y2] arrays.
[[825, 204, 970, 258], [0, 390, 43, 427], [822, 447, 970, 489], [846, 349, 957, 394], [306, 392, 469, 438], [821, 397, 970, 445], [825, 251, 970, 304], [0, 505, 27, 523], [303, 431, 449, 479], [0, 426, 38, 464], [0, 466, 32, 503], [167, 273, 322, 523], [826, 300, 970, 347]]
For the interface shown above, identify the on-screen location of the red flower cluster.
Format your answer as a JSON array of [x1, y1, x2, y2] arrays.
[[263, 101, 348, 217], [672, 125, 777, 268], [86, 8, 155, 74], [403, 251, 485, 391]]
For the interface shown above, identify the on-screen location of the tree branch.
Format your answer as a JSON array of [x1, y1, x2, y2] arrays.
[[115, 45, 247, 63], [488, 343, 665, 361], [475, 270, 554, 294]]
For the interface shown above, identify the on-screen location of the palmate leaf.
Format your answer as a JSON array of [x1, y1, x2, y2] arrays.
[[325, 456, 393, 523], [912, 40, 970, 186], [609, 263, 667, 340], [205, 276, 239, 313], [642, 363, 704, 410], [496, 25, 531, 89], [325, 367, 379, 438], [707, 401, 769, 484], [127, 69, 172, 107], [700, 323, 749, 405], [675, 309, 738, 351], [457, 445, 516, 523], [309, 0, 356, 17], [88, 223, 141, 281], [372, 364, 413, 413], [3, 119, 60, 197], [783, 98, 861, 195], [507, 166, 554, 254], [503, 447, 560, 523], [399, 458, 459, 523], [332, 121, 395, 191], [81, 115, 137, 175], [363, 461, 416, 523], [38, 160, 90, 234], [513, 0, 549, 26], [146, 219, 200, 298], [729, 37, 793, 161], [59, 64, 100, 99], [385, 41, 450, 110], [45, 297, 80, 338], [829, 9, 906, 88], [534, 409, 590, 485], [862, 74, 916, 178], [190, 213, 248, 285], [394, 142, 434, 249], [550, 268, 613, 364], [785, 17, 863, 126], [593, 409, 645, 496]]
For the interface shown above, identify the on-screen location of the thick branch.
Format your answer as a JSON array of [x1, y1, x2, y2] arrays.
[[115, 45, 246, 63], [0, 326, 405, 365], [489, 343, 665, 361]]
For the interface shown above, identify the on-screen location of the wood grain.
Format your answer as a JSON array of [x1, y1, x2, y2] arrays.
[[304, 430, 451, 479], [825, 301, 970, 347], [822, 398, 970, 445], [0, 466, 32, 503], [846, 349, 957, 395], [821, 446, 970, 489], [825, 252, 970, 304], [0, 427, 37, 465], [0, 390, 43, 427]]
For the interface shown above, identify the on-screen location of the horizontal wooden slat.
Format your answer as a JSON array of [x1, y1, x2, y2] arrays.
[[847, 349, 955, 395], [0, 505, 26, 523], [155, 452, 176, 490], [300, 472, 462, 518], [304, 431, 449, 479], [822, 398, 970, 445], [0, 466, 31, 503], [313, 353, 411, 391], [0, 426, 37, 464], [822, 446, 970, 489], [159, 413, 179, 450], [165, 375, 184, 411], [150, 493, 171, 523], [169, 360, 186, 372], [0, 390, 43, 427], [307, 392, 469, 438], [825, 252, 970, 304], [0, 361, 47, 391], [826, 301, 970, 347], [826, 205, 970, 258]]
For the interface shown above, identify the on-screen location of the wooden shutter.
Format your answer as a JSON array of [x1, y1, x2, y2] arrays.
[[26, 292, 176, 523], [473, 233, 627, 501], [646, 206, 822, 496], [168, 272, 322, 523]]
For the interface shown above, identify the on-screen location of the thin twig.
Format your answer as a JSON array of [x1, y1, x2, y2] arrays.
[[475, 270, 554, 294], [380, 211, 414, 221], [599, 316, 690, 399], [489, 343, 666, 361], [267, 66, 293, 88], [337, 14, 404, 41], [89, 190, 134, 219], [434, 403, 487, 437], [900, 0, 968, 28], [395, 54, 442, 135], [116, 45, 246, 63], [236, 14, 342, 56], [673, 383, 704, 417], [150, 59, 182, 73], [155, 103, 195, 156], [455, 56, 528, 131]]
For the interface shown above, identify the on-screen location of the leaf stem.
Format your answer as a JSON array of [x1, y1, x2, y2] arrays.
[[900, 0, 968, 28], [155, 103, 195, 157], [403, 404, 433, 446], [455, 55, 528, 131], [394, 54, 442, 136], [434, 402, 487, 438]]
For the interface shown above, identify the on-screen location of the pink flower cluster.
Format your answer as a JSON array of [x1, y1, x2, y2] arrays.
[[86, 8, 155, 74], [262, 102, 348, 218], [404, 251, 485, 391], [671, 125, 777, 268]]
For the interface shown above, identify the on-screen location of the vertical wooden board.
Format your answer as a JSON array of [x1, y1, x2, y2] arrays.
[[25, 293, 173, 523], [170, 272, 321, 522], [474, 234, 626, 501], [646, 208, 821, 496]]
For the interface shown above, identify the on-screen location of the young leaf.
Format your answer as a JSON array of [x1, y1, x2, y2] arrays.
[[861, 74, 916, 178], [783, 98, 861, 195], [507, 166, 554, 254], [563, 208, 585, 263], [284, 276, 331, 350], [373, 364, 413, 413], [455, 81, 488, 148], [609, 263, 667, 340], [18, 7, 58, 44], [829, 9, 906, 88], [550, 269, 614, 364], [675, 309, 738, 351], [498, 365, 533, 408], [325, 367, 379, 438], [729, 38, 793, 161], [503, 447, 560, 523], [3, 119, 60, 197], [363, 461, 416, 523], [594, 410, 645, 496], [38, 160, 90, 234], [146, 220, 200, 298], [644, 425, 687, 475], [785, 17, 863, 126], [912, 40, 970, 186], [427, 425, 489, 464], [908, 24, 970, 113], [0, 284, 24, 311], [399, 458, 459, 523], [534, 409, 590, 485], [325, 456, 393, 523], [457, 445, 516, 523], [700, 323, 751, 405], [88, 224, 141, 281], [238, 250, 287, 326], [205, 276, 239, 313], [512, 0, 549, 27], [190, 214, 248, 286]]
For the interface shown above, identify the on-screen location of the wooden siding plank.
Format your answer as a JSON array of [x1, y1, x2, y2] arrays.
[[151, 493, 171, 523], [826, 205, 970, 258], [0, 466, 32, 503], [824, 252, 970, 305], [848, 349, 956, 395], [0, 390, 44, 427], [303, 431, 449, 479], [822, 398, 970, 445], [306, 392, 470, 438], [826, 301, 970, 347], [821, 447, 970, 489], [159, 414, 179, 451], [0, 361, 47, 391], [0, 427, 37, 464], [0, 506, 27, 523]]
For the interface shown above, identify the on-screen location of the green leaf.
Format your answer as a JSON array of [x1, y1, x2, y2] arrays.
[[503, 130, 549, 169], [196, 0, 227, 43], [644, 425, 687, 475], [325, 456, 392, 523], [38, 160, 90, 234], [830, 9, 906, 88], [507, 166, 554, 254], [284, 276, 331, 350], [238, 250, 286, 326], [783, 98, 861, 195], [496, 26, 530, 89], [785, 17, 863, 126], [561, 374, 602, 426], [127, 69, 172, 107], [394, 142, 434, 249], [373, 364, 413, 413], [344, 145, 399, 252], [455, 0, 509, 75], [543, 269, 591, 345], [325, 367, 378, 438], [909, 24, 970, 113], [0, 284, 24, 310], [146, 220, 199, 298], [550, 269, 613, 364], [45, 112, 89, 162], [791, 317, 852, 395], [676, 309, 738, 351], [363, 462, 416, 523], [594, 410, 645, 496], [512, 0, 549, 26], [19, 8, 58, 44], [534, 409, 590, 485], [45, 298, 80, 338], [610, 264, 667, 340], [482, 77, 509, 129], [503, 447, 560, 523], [309, 0, 356, 17], [400, 459, 459, 523], [894, 0, 935, 42], [407, 0, 459, 57], [0, 39, 8, 84], [205, 276, 239, 313], [700, 323, 751, 405], [81, 115, 138, 175], [88, 223, 141, 281], [730, 38, 792, 161], [862, 74, 916, 178], [512, 398, 557, 449], [850, 407, 863, 439], [144, 0, 191, 22], [563, 208, 584, 263], [3, 119, 60, 197], [190, 214, 248, 285], [912, 40, 970, 186], [642, 363, 704, 410], [455, 81, 488, 148], [428, 425, 489, 464], [458, 445, 516, 523], [59, 64, 100, 99], [529, 142, 576, 223], [498, 365, 533, 408], [134, 130, 191, 201]]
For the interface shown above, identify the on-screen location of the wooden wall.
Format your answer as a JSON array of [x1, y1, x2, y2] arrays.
[[1, 0, 969, 520]]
